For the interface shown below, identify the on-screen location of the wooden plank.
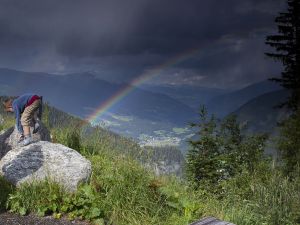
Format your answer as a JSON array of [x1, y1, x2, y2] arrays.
[[189, 217, 217, 225], [189, 217, 235, 225]]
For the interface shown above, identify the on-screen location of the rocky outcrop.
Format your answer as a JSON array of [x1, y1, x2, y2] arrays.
[[0, 127, 14, 159], [0, 141, 91, 192], [0, 123, 51, 158], [0, 125, 92, 192]]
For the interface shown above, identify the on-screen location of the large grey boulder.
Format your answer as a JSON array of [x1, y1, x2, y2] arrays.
[[0, 141, 92, 192], [0, 123, 92, 192], [0, 123, 51, 159]]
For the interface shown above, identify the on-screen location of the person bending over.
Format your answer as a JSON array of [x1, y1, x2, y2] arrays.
[[3, 93, 43, 146]]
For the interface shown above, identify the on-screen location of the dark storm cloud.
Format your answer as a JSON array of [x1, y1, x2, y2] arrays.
[[0, 0, 284, 56], [0, 0, 285, 87], [57, 0, 284, 56]]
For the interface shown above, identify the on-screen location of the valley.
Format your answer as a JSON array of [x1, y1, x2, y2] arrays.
[[0, 68, 288, 154]]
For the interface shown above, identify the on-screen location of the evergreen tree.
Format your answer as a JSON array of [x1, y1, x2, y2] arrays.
[[186, 107, 220, 186], [277, 110, 300, 176], [265, 0, 300, 110], [186, 107, 267, 190], [266, 0, 300, 176]]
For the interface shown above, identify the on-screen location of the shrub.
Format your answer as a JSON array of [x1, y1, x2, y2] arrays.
[[277, 110, 300, 176], [186, 107, 268, 191], [6, 153, 201, 225], [217, 165, 300, 225], [0, 176, 14, 211]]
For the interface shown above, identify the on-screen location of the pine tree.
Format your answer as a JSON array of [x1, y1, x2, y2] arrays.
[[277, 110, 300, 175], [265, 0, 300, 110], [186, 107, 220, 186], [266, 0, 300, 176], [186, 107, 267, 190]]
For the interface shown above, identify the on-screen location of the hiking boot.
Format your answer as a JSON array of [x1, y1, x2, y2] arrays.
[[21, 136, 32, 146]]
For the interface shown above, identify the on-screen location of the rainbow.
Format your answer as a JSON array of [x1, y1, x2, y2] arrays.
[[86, 47, 200, 124]]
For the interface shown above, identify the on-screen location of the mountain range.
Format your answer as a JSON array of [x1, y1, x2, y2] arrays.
[[205, 80, 283, 117], [139, 84, 228, 110], [0, 68, 196, 125], [233, 89, 290, 135], [0, 68, 289, 151]]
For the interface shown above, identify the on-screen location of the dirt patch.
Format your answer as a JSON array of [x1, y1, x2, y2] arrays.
[[0, 211, 91, 225]]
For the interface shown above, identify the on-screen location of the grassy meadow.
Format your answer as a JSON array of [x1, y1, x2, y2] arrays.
[[0, 102, 299, 225]]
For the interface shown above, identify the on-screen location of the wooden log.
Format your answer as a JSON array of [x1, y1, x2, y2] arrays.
[[189, 217, 235, 225]]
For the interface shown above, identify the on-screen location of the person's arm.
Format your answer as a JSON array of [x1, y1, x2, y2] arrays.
[[13, 103, 24, 134]]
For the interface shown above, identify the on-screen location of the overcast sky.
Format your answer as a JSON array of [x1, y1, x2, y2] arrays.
[[0, 0, 286, 88]]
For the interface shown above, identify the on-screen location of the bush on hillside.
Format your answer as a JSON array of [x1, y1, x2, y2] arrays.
[[186, 106, 268, 191], [276, 110, 300, 176]]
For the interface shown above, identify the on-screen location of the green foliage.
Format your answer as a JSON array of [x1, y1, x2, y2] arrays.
[[41, 102, 84, 130], [250, 172, 300, 224], [7, 178, 65, 216], [2, 121, 300, 224], [5, 154, 202, 225], [265, 0, 300, 110], [60, 184, 104, 221], [0, 96, 20, 130], [66, 129, 81, 151], [0, 176, 14, 211], [89, 154, 173, 225], [0, 118, 14, 131], [1, 97, 299, 224], [50, 121, 144, 161], [141, 145, 185, 176], [6, 178, 105, 221], [186, 107, 220, 185], [219, 165, 300, 225], [0, 113, 15, 131], [186, 106, 268, 190], [158, 179, 199, 224], [277, 110, 300, 176], [41, 102, 51, 128]]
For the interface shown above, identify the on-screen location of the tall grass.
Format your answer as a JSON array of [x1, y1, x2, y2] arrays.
[[213, 165, 300, 225], [4, 152, 300, 225], [0, 176, 14, 211], [7, 178, 66, 216], [89, 153, 172, 225], [5, 152, 200, 225], [0, 104, 299, 224]]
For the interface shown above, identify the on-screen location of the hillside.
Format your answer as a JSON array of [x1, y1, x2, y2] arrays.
[[1, 96, 299, 225], [0, 96, 185, 176], [140, 84, 228, 110], [0, 68, 196, 125], [0, 68, 197, 149], [206, 80, 283, 117], [232, 89, 290, 135]]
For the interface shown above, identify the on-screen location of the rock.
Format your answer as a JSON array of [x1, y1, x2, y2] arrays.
[[0, 141, 92, 192], [0, 127, 14, 159], [8, 123, 51, 151], [0, 123, 51, 159], [0, 123, 91, 192]]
